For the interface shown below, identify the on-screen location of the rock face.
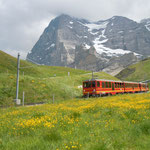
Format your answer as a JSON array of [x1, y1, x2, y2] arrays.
[[27, 14, 150, 75]]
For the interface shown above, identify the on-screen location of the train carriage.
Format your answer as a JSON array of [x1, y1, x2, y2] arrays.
[[83, 79, 149, 97], [140, 83, 149, 92], [124, 82, 141, 93]]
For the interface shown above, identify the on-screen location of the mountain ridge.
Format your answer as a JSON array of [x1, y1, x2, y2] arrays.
[[27, 14, 150, 75]]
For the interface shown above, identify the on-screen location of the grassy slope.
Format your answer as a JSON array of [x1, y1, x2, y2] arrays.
[[116, 58, 150, 82], [0, 51, 118, 106], [0, 51, 89, 77], [1, 93, 150, 150]]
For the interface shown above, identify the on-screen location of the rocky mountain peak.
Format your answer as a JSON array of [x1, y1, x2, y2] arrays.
[[27, 14, 150, 75]]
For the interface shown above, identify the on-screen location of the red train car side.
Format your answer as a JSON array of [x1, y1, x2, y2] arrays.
[[83, 79, 149, 97]]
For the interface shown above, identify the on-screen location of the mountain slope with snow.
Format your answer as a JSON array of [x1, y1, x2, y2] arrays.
[[27, 15, 150, 75]]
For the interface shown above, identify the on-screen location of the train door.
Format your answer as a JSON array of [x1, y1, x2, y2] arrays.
[[112, 83, 114, 90]]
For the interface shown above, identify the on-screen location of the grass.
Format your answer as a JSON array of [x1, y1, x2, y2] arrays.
[[0, 51, 118, 107], [116, 57, 150, 82], [1, 92, 150, 150]]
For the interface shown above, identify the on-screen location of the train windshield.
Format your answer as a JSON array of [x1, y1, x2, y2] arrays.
[[83, 82, 91, 88]]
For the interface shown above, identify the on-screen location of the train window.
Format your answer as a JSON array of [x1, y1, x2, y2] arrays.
[[109, 82, 111, 88], [88, 82, 91, 87], [106, 82, 108, 88], [116, 83, 119, 88], [106, 82, 110, 88], [97, 82, 100, 87], [92, 81, 96, 87], [117, 83, 119, 88], [83, 82, 91, 88], [102, 82, 105, 88], [128, 83, 130, 88], [83, 82, 87, 88], [120, 83, 122, 88]]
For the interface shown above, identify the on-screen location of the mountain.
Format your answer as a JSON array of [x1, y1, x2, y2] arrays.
[[141, 18, 150, 32], [27, 14, 150, 75]]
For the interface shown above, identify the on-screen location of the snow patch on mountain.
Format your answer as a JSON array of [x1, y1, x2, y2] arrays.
[[69, 21, 74, 24], [68, 25, 73, 29], [85, 21, 108, 32], [145, 23, 150, 31], [93, 37, 139, 57], [77, 20, 109, 35], [45, 43, 55, 50], [141, 19, 150, 32], [84, 44, 91, 49]]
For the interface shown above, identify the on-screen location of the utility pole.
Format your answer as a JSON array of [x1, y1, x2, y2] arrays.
[[15, 53, 20, 104], [92, 71, 94, 79], [22, 91, 25, 106]]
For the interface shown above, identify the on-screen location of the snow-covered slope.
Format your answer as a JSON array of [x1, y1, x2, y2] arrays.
[[76, 18, 142, 57]]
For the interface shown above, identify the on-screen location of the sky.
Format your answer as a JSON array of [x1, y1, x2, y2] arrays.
[[0, 0, 150, 59]]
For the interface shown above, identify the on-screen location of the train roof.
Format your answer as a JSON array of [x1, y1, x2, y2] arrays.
[[83, 79, 147, 84], [83, 79, 121, 82]]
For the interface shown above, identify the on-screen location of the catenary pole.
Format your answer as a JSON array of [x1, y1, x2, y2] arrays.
[[16, 53, 20, 100]]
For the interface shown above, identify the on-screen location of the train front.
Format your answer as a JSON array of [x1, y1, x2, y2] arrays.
[[83, 80, 97, 97]]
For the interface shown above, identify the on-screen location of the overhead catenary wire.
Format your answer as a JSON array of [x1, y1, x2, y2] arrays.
[[26, 57, 42, 65], [18, 55, 101, 81], [19, 57, 43, 69]]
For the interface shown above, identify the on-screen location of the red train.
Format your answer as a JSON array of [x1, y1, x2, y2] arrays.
[[83, 79, 149, 97]]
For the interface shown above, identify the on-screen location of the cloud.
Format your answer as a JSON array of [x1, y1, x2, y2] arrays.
[[0, 0, 150, 59]]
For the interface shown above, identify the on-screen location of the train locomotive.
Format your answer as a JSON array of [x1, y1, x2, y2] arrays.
[[83, 79, 149, 97]]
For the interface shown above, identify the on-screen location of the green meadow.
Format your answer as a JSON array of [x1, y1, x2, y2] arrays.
[[1, 93, 150, 150]]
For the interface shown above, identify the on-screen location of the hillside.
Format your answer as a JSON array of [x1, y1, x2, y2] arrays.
[[116, 57, 150, 82], [0, 50, 89, 77], [0, 51, 118, 106]]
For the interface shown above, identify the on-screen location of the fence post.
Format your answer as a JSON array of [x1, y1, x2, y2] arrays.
[[22, 91, 24, 106], [53, 94, 55, 104], [68, 72, 70, 76]]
